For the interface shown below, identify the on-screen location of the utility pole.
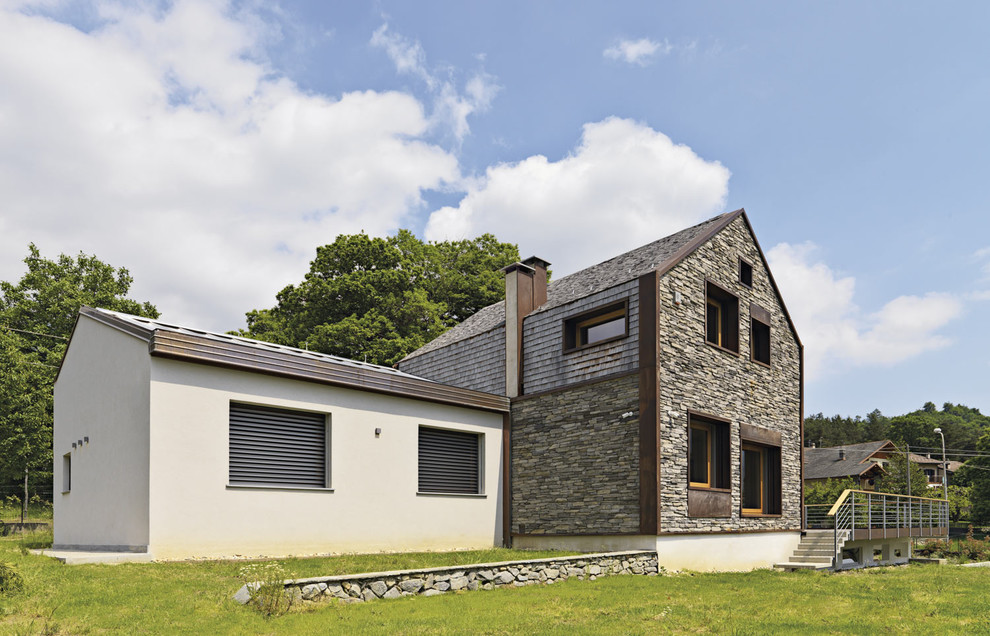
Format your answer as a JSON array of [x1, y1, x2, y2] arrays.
[[905, 443, 911, 498], [934, 428, 949, 541]]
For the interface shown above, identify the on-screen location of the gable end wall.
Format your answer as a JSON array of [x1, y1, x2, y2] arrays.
[[657, 216, 802, 532]]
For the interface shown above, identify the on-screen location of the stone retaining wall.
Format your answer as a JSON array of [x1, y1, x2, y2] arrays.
[[234, 550, 660, 605]]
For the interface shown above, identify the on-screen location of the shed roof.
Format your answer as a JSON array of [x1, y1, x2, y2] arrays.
[[69, 307, 509, 413]]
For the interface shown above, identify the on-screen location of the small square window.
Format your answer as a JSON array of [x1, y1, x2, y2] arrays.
[[739, 259, 753, 287], [563, 300, 628, 352], [419, 426, 483, 494], [705, 282, 739, 353]]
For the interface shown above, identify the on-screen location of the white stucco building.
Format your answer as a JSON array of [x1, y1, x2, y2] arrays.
[[54, 307, 507, 560]]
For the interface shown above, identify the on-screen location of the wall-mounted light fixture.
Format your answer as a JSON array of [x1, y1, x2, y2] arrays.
[[84, 436, 89, 444], [375, 427, 382, 437], [674, 291, 683, 306]]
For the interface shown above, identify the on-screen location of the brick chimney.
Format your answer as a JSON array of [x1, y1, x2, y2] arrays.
[[503, 257, 550, 398]]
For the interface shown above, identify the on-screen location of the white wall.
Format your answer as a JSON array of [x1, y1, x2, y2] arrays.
[[53, 317, 151, 550], [147, 358, 504, 559], [655, 531, 802, 571]]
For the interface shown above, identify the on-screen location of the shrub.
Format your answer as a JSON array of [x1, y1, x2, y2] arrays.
[[238, 561, 293, 618], [0, 562, 24, 595]]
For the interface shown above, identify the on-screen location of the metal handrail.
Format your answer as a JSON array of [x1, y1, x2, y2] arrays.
[[816, 490, 948, 569]]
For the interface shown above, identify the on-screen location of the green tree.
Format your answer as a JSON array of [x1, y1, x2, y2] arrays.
[[239, 231, 520, 366], [876, 453, 931, 497], [0, 244, 158, 512], [804, 477, 858, 506], [946, 485, 972, 523], [964, 431, 990, 525]]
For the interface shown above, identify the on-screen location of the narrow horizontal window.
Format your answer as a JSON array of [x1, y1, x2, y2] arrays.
[[229, 403, 329, 488], [419, 426, 482, 494], [563, 300, 629, 352]]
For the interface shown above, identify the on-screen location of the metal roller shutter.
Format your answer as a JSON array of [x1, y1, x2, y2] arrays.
[[229, 403, 327, 487], [418, 427, 480, 494]]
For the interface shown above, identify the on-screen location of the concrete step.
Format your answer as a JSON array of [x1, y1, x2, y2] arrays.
[[774, 561, 832, 571], [789, 554, 833, 564], [793, 548, 835, 557]]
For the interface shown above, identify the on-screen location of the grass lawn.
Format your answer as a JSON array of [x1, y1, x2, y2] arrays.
[[1, 531, 989, 635]]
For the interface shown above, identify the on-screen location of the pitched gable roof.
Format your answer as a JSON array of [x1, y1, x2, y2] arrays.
[[404, 209, 748, 361], [803, 447, 886, 480]]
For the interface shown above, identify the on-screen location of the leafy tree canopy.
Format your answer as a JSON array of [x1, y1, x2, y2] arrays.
[[805, 402, 990, 456], [875, 453, 930, 498], [0, 244, 158, 486], [238, 231, 520, 366]]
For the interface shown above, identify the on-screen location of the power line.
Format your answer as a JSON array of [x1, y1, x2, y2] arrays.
[[0, 324, 68, 341]]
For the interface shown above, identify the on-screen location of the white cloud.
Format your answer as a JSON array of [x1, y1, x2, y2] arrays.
[[425, 117, 730, 276], [0, 1, 459, 331], [603, 38, 671, 66], [767, 242, 963, 379], [370, 23, 499, 142]]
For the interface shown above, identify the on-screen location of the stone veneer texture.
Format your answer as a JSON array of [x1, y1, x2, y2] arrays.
[[511, 373, 640, 535], [656, 215, 802, 533], [252, 551, 661, 604]]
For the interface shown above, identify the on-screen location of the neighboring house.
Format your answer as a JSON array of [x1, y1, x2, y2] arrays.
[[54, 308, 507, 559], [399, 208, 805, 571], [908, 453, 962, 488], [802, 440, 899, 490]]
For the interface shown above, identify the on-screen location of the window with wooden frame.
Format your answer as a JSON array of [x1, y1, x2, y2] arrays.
[[739, 258, 753, 287], [563, 300, 628, 352], [705, 281, 739, 353], [740, 442, 781, 516], [688, 414, 729, 490]]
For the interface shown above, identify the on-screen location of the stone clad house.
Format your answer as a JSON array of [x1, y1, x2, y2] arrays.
[[399, 208, 805, 570], [54, 208, 803, 570]]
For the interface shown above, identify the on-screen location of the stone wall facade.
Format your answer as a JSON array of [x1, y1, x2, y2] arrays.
[[511, 373, 640, 535], [521, 279, 639, 394], [398, 325, 506, 395], [241, 551, 661, 605], [656, 215, 803, 533]]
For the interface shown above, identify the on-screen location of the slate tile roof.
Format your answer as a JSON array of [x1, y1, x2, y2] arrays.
[[403, 210, 740, 361]]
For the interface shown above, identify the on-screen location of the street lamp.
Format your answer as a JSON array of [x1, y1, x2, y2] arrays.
[[934, 427, 948, 540]]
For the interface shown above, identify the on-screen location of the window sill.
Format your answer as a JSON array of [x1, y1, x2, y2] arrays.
[[688, 486, 731, 493], [226, 484, 333, 493], [750, 357, 772, 369], [704, 340, 740, 357], [61, 490, 70, 495], [563, 334, 628, 355], [741, 512, 782, 518], [416, 491, 487, 498]]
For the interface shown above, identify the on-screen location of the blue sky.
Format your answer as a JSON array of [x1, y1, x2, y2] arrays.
[[1, 1, 987, 418]]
